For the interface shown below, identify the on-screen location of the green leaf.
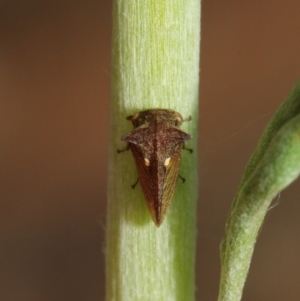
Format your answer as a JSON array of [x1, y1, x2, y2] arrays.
[[218, 81, 300, 301]]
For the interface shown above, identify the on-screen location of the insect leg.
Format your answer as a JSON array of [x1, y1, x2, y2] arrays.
[[178, 175, 186, 183], [117, 143, 130, 154], [183, 144, 193, 153], [131, 178, 139, 189]]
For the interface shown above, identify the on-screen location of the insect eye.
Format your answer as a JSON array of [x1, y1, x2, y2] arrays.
[[132, 117, 143, 127], [174, 117, 182, 126], [137, 118, 144, 126]]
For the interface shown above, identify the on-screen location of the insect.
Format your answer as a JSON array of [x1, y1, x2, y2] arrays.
[[118, 109, 192, 226]]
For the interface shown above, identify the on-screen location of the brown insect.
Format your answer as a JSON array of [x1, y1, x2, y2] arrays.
[[118, 109, 192, 226]]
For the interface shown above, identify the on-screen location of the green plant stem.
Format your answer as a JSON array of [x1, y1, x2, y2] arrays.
[[218, 81, 300, 301], [106, 1, 200, 301]]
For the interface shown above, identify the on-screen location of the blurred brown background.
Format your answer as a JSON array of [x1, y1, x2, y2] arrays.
[[1, 0, 300, 300]]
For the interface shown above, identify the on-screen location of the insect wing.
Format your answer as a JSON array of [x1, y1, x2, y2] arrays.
[[128, 128, 189, 226], [158, 144, 183, 224], [129, 145, 155, 214]]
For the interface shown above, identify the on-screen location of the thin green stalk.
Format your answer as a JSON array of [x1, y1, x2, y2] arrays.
[[106, 1, 201, 301], [218, 81, 300, 301]]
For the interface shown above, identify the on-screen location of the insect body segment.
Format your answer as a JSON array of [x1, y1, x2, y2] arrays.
[[120, 109, 191, 226]]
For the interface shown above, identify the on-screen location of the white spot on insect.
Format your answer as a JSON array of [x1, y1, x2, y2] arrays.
[[144, 158, 150, 166], [164, 157, 171, 167]]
